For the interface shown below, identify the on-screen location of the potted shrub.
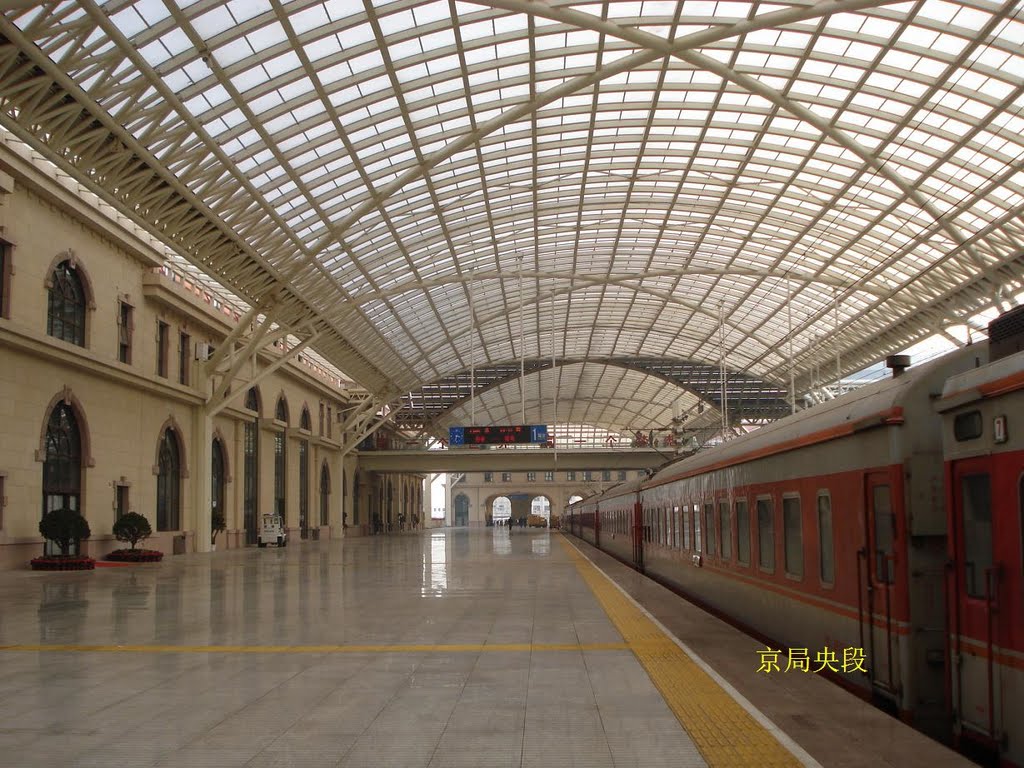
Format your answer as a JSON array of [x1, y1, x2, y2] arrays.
[[31, 507, 95, 570], [107, 512, 163, 563], [211, 509, 226, 550]]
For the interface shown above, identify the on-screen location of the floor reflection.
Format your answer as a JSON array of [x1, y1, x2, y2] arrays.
[[531, 532, 550, 555], [492, 525, 512, 555], [421, 530, 449, 596]]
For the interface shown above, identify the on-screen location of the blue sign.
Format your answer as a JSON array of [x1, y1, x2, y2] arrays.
[[449, 426, 465, 446]]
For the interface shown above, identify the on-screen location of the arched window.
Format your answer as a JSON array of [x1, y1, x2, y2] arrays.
[[211, 437, 226, 526], [300, 406, 311, 431], [47, 260, 86, 346], [273, 430, 286, 520], [299, 437, 309, 538], [244, 387, 259, 544], [156, 428, 181, 531], [320, 463, 331, 526], [275, 395, 289, 424], [43, 402, 83, 553]]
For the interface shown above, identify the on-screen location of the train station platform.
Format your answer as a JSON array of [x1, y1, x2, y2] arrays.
[[0, 529, 974, 768]]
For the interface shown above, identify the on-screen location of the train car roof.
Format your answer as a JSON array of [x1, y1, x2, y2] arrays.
[[570, 474, 648, 507], [644, 342, 986, 490], [938, 347, 1024, 411]]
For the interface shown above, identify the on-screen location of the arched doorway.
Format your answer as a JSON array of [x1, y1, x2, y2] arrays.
[[491, 496, 511, 526], [211, 437, 226, 532], [320, 463, 331, 527], [453, 494, 470, 527], [530, 496, 551, 526], [42, 402, 83, 554], [156, 427, 181, 531]]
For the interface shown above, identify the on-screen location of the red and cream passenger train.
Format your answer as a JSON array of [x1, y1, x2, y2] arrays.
[[567, 308, 1024, 767]]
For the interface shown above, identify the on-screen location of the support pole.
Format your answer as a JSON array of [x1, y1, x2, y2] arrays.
[[719, 302, 728, 439], [833, 289, 842, 398], [788, 281, 795, 415], [551, 290, 557, 466], [192, 363, 213, 553], [470, 271, 476, 427], [518, 255, 525, 425]]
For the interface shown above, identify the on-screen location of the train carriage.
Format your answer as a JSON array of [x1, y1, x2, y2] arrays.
[[938, 339, 1024, 766], [569, 343, 988, 743], [565, 307, 1024, 764]]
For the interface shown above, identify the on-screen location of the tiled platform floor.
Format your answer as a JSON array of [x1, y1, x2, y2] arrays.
[[0, 529, 974, 767]]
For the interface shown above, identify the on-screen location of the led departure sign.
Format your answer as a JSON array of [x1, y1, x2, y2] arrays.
[[449, 425, 548, 446]]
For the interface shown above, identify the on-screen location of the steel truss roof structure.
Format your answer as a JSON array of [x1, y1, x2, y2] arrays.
[[1, 0, 1022, 433], [397, 357, 789, 431]]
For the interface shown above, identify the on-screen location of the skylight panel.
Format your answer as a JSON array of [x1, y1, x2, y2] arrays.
[[377, 8, 416, 36], [246, 20, 287, 51], [110, 6, 150, 39], [290, 4, 331, 36], [193, 6, 237, 39], [338, 22, 375, 49], [226, 0, 271, 26]]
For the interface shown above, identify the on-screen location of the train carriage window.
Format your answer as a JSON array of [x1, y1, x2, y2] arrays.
[[783, 495, 803, 579], [961, 473, 993, 599], [719, 501, 731, 561], [757, 497, 775, 572], [735, 500, 750, 565], [873, 486, 896, 584], [682, 506, 692, 550], [672, 506, 680, 548], [817, 492, 835, 585], [703, 503, 716, 556], [693, 504, 703, 554], [954, 411, 983, 441]]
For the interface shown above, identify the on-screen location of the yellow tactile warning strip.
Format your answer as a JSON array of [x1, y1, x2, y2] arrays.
[[558, 535, 803, 768], [0, 641, 629, 654]]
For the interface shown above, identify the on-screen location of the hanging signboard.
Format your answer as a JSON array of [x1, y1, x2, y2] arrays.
[[449, 425, 548, 446]]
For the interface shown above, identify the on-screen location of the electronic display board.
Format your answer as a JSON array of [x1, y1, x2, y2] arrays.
[[449, 425, 548, 446]]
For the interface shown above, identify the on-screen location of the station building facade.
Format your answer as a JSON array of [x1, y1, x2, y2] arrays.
[[0, 140, 424, 570], [447, 468, 645, 528]]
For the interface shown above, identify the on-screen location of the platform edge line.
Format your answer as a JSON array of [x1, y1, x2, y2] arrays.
[[560, 533, 824, 768]]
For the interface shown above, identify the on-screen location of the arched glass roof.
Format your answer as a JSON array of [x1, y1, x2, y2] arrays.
[[0, 0, 1022, 433]]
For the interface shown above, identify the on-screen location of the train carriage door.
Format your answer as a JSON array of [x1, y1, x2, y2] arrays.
[[949, 458, 999, 742], [633, 496, 644, 572], [863, 472, 901, 702]]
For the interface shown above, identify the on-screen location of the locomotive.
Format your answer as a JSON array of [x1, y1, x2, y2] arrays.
[[567, 307, 1024, 767]]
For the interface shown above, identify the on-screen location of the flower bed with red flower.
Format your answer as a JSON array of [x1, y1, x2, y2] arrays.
[[30, 555, 96, 571], [105, 548, 164, 563], [33, 508, 95, 570], [107, 513, 163, 562]]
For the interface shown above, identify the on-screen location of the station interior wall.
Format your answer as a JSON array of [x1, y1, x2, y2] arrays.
[[0, 144, 426, 569]]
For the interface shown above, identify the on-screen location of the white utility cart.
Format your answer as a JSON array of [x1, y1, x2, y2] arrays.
[[257, 513, 287, 548]]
